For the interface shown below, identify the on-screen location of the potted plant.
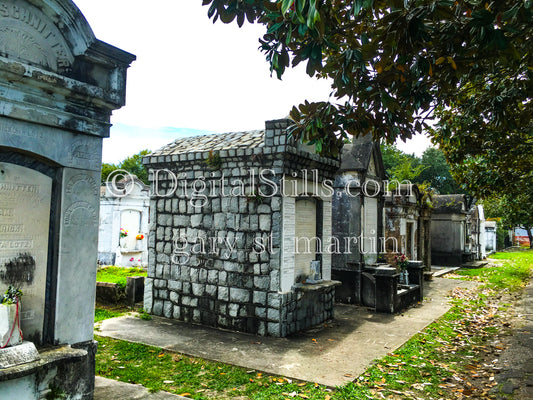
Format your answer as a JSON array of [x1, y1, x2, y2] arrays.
[[1, 285, 23, 348], [394, 253, 409, 285], [119, 228, 128, 248]]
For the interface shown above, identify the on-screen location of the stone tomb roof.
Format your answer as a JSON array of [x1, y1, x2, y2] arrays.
[[384, 183, 421, 204], [338, 133, 386, 180], [433, 194, 469, 213], [151, 130, 265, 157], [100, 175, 149, 198]]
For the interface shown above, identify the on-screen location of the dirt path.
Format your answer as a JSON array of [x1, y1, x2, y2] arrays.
[[491, 283, 533, 399]]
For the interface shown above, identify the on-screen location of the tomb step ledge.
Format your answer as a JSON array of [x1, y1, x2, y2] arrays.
[[293, 280, 342, 292], [0, 345, 87, 381]]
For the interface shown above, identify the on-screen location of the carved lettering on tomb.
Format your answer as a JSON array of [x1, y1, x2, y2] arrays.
[[65, 174, 99, 197], [0, 0, 73, 71], [63, 201, 98, 227], [69, 140, 100, 170], [0, 162, 52, 342]]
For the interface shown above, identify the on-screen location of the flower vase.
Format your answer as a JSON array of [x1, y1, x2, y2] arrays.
[[0, 303, 23, 348], [120, 237, 127, 249], [135, 241, 142, 251]]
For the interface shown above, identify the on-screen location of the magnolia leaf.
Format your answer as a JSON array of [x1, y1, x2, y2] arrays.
[[281, 0, 293, 15]]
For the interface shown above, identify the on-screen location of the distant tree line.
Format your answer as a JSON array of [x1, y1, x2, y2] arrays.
[[380, 145, 465, 195], [101, 150, 150, 185], [102, 145, 531, 248]]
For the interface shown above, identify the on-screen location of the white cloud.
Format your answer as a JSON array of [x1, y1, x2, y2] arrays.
[[74, 0, 431, 161], [395, 133, 434, 157], [101, 123, 210, 164]]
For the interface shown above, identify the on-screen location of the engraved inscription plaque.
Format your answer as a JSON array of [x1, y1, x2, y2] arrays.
[[0, 0, 73, 71], [0, 162, 52, 343]]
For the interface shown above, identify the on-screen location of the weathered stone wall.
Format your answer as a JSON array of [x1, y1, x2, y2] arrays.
[[331, 137, 386, 304], [431, 214, 466, 265], [418, 210, 432, 270], [0, 1, 134, 398], [383, 192, 420, 264], [144, 120, 340, 337]]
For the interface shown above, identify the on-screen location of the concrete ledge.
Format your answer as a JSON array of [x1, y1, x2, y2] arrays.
[[293, 280, 342, 292], [97, 277, 145, 305], [0, 341, 40, 369], [96, 282, 124, 304], [0, 345, 87, 381]]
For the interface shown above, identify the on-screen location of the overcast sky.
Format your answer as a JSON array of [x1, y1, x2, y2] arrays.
[[73, 0, 431, 163]]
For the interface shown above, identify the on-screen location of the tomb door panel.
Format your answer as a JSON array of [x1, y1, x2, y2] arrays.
[[362, 197, 378, 264], [424, 220, 431, 265], [0, 162, 52, 343], [406, 222, 413, 259], [120, 210, 141, 249], [294, 199, 317, 282]]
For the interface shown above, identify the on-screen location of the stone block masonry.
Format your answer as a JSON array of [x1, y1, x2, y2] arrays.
[[144, 119, 341, 337]]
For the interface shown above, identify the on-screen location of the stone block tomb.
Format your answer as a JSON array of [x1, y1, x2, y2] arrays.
[[143, 119, 341, 337]]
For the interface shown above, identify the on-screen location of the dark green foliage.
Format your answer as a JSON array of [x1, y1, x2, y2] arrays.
[[2, 285, 23, 305], [496, 223, 508, 251], [483, 193, 533, 249], [202, 1, 532, 158], [416, 147, 465, 194], [381, 144, 463, 194], [45, 385, 65, 400], [204, 150, 222, 169], [101, 163, 118, 184], [202, 0, 532, 209], [101, 150, 151, 185], [381, 144, 423, 182]]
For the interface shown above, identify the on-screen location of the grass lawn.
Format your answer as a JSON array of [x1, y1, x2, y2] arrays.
[[95, 250, 533, 399], [95, 266, 149, 326], [96, 266, 147, 288], [95, 306, 130, 323], [453, 249, 533, 291]]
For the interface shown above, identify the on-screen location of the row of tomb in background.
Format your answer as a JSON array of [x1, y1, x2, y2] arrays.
[[93, 120, 490, 337]]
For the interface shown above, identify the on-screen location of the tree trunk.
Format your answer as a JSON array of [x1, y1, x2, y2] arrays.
[[526, 226, 533, 249]]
